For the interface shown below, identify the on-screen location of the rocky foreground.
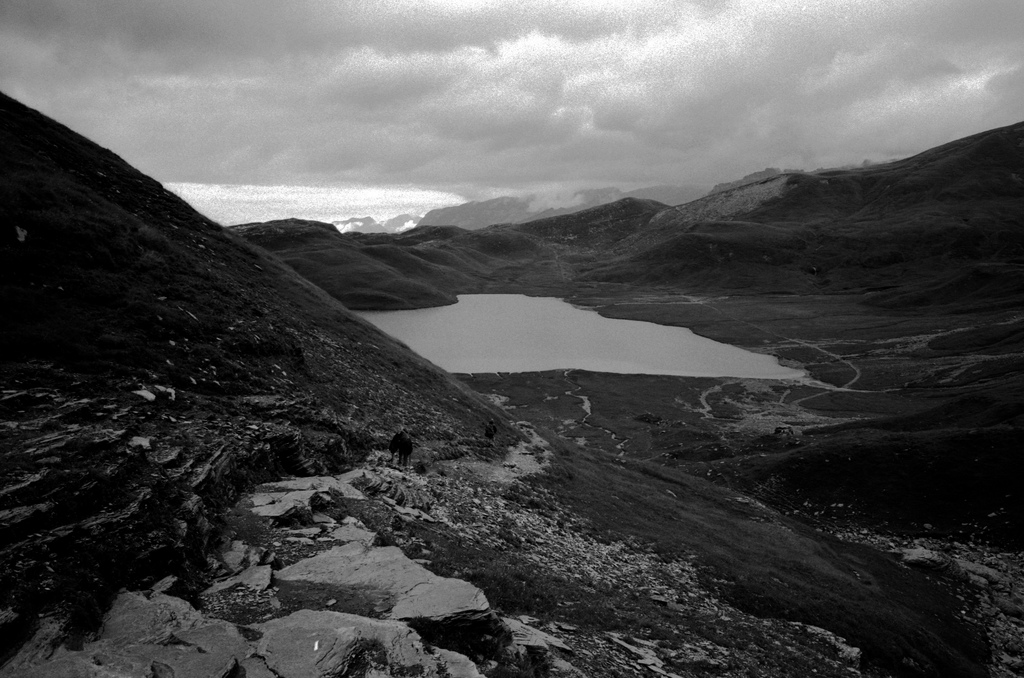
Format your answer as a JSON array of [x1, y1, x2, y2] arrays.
[[5, 423, 1021, 677]]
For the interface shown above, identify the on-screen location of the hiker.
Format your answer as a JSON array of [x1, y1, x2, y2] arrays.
[[484, 419, 497, 440], [389, 428, 413, 467]]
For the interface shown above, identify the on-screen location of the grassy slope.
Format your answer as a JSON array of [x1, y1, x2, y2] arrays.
[[524, 436, 988, 677]]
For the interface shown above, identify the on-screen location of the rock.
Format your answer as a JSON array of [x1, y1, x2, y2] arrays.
[[287, 527, 322, 536], [331, 523, 378, 545], [128, 436, 151, 449], [221, 539, 265, 572], [899, 548, 963, 577], [956, 559, 1007, 586], [802, 624, 862, 667], [132, 389, 156, 402], [504, 616, 572, 654], [255, 609, 483, 678], [250, 489, 323, 524], [204, 564, 273, 595], [99, 591, 204, 645], [275, 542, 492, 624], [994, 594, 1024, 618], [259, 476, 366, 500], [13, 596, 248, 678]]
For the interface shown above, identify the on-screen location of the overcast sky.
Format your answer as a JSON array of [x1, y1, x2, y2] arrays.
[[3, 0, 1023, 223]]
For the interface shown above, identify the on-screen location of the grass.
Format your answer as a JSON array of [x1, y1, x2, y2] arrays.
[[519, 431, 989, 678]]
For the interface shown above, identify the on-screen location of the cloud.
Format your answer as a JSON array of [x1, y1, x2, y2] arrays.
[[2, 0, 1023, 221], [167, 183, 461, 225]]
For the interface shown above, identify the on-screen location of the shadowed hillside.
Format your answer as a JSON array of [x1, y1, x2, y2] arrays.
[[0, 91, 516, 662]]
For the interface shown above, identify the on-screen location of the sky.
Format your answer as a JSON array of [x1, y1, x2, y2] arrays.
[[2, 0, 1023, 225]]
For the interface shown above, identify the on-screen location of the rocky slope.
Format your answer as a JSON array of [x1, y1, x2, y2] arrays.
[[0, 90, 516, 668]]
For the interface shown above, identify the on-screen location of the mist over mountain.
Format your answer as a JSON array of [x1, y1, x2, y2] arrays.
[[418, 184, 707, 230], [333, 213, 422, 234]]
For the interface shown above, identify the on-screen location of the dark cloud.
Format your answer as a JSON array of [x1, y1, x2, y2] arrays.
[[2, 0, 1023, 220]]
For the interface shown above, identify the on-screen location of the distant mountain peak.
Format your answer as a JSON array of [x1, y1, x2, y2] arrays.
[[419, 185, 707, 230]]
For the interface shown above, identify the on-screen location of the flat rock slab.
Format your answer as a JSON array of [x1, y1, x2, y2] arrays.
[[276, 542, 491, 623], [331, 523, 378, 545], [259, 476, 365, 499], [99, 590, 205, 645], [204, 564, 273, 595], [16, 596, 249, 678], [256, 609, 482, 678], [250, 489, 322, 520]]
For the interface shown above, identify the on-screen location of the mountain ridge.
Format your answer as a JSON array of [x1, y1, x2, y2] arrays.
[[2, 90, 1020, 678], [419, 184, 707, 230]]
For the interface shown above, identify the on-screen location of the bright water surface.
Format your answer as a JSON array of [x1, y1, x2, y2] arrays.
[[358, 294, 804, 379]]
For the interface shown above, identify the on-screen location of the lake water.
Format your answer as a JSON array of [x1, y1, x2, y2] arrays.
[[358, 294, 804, 379]]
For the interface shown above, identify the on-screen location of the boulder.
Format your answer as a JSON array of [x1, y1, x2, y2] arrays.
[[13, 595, 248, 678], [255, 609, 483, 678], [994, 594, 1024, 618], [276, 542, 491, 624], [221, 539, 266, 572], [99, 591, 204, 645], [204, 564, 273, 595], [250, 489, 323, 523], [899, 548, 963, 577], [955, 559, 1007, 586]]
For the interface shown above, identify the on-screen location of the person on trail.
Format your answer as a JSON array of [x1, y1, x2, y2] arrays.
[[389, 429, 413, 467], [484, 419, 497, 440]]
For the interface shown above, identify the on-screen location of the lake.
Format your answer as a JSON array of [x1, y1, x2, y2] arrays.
[[358, 294, 804, 379]]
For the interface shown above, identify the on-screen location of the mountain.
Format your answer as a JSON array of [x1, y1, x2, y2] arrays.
[[418, 184, 707, 229], [333, 215, 386, 233], [0, 91, 513, 667], [383, 213, 422, 232], [239, 120, 1024, 676], [707, 167, 791, 194], [332, 214, 421, 234], [3, 90, 1017, 677]]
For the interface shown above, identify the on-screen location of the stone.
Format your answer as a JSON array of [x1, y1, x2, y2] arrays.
[[99, 591, 204, 645], [13, 599, 248, 678], [204, 564, 273, 595], [956, 559, 1007, 586], [899, 548, 963, 576], [221, 540, 265, 572], [331, 524, 378, 546], [994, 594, 1024, 618], [276, 542, 491, 624], [259, 476, 365, 500], [504, 616, 572, 653], [255, 609, 483, 678], [249, 490, 322, 523]]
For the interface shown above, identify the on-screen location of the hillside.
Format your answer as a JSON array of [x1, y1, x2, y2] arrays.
[[0, 91, 517, 667], [241, 120, 1024, 312], [234, 118, 1024, 676], [418, 184, 705, 230], [5, 92, 1024, 677]]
